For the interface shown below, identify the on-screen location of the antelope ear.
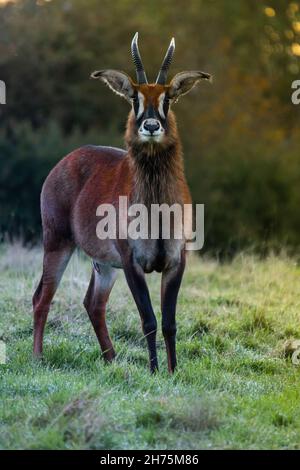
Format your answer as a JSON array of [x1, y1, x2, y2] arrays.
[[91, 69, 135, 102], [168, 71, 212, 101]]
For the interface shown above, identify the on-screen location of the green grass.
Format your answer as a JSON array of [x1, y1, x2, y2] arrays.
[[1, 243, 300, 449]]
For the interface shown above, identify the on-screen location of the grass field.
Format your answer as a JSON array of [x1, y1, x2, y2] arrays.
[[1, 244, 300, 450]]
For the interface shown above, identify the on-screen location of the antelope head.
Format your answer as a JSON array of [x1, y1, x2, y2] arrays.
[[91, 33, 212, 147]]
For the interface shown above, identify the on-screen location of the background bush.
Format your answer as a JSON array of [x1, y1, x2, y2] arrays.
[[0, 0, 300, 255]]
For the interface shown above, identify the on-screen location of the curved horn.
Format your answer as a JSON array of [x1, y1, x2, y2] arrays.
[[131, 32, 148, 84], [156, 37, 175, 85]]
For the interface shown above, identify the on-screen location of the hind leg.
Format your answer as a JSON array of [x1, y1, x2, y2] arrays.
[[33, 244, 74, 357], [84, 263, 117, 362]]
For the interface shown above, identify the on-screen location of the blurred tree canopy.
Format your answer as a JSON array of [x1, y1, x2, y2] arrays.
[[0, 0, 300, 255]]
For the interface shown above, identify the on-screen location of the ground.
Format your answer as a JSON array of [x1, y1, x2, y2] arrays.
[[0, 243, 300, 450]]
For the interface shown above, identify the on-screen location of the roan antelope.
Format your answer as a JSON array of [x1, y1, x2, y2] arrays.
[[33, 33, 212, 373]]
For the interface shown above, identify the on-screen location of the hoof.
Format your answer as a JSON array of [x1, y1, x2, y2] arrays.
[[103, 348, 116, 362]]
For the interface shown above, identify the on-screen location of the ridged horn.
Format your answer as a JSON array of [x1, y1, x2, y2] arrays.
[[156, 37, 175, 84], [131, 32, 148, 84]]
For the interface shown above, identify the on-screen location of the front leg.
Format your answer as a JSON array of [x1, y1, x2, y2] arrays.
[[122, 253, 158, 373], [161, 250, 186, 373]]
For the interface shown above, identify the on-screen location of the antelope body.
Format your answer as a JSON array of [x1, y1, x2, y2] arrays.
[[33, 34, 211, 372]]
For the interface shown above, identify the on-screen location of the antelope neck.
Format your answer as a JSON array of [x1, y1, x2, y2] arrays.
[[129, 143, 184, 206]]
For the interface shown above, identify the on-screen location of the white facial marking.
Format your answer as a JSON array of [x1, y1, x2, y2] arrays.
[[158, 92, 166, 119], [135, 92, 166, 142], [136, 91, 144, 119]]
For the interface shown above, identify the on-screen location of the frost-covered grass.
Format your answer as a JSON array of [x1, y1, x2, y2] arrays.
[[1, 243, 300, 449]]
